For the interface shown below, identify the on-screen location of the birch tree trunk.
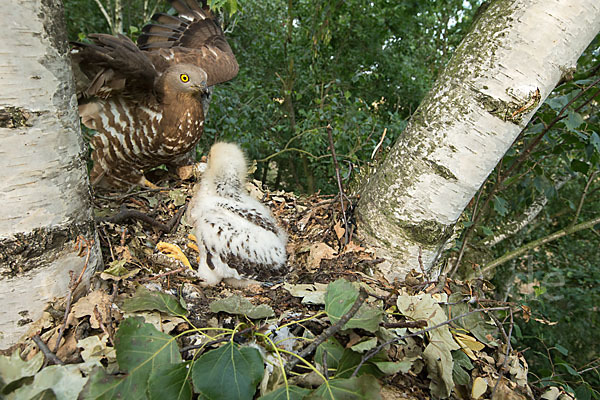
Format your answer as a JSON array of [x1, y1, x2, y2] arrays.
[[356, 0, 600, 282], [0, 0, 101, 349]]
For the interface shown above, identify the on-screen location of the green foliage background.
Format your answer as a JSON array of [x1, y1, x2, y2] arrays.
[[64, 0, 600, 395]]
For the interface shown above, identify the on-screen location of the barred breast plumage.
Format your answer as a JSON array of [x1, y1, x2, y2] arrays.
[[188, 142, 288, 286], [72, 0, 238, 188]]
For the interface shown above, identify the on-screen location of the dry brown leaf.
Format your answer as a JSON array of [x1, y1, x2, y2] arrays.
[[343, 241, 368, 254], [345, 331, 363, 348], [333, 221, 345, 240], [56, 329, 79, 362], [176, 164, 195, 180], [307, 242, 337, 270], [68, 290, 114, 329], [298, 211, 313, 231]]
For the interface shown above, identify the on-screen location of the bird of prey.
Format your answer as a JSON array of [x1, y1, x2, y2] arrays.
[[188, 142, 288, 286], [71, 0, 238, 188]]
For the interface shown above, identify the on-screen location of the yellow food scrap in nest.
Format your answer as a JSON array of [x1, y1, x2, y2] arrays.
[[187, 234, 199, 252], [156, 242, 192, 269]]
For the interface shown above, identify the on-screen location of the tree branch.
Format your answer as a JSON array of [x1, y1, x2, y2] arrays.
[[481, 175, 571, 247], [482, 216, 600, 273], [92, 0, 114, 33], [571, 170, 598, 226], [351, 306, 510, 377], [285, 288, 368, 373]]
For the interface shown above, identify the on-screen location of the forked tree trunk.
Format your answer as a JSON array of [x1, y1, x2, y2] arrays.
[[0, 0, 102, 349], [356, 0, 600, 282]]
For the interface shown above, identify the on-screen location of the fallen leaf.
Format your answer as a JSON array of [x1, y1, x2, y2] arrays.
[[344, 241, 367, 254], [453, 332, 485, 360], [283, 283, 328, 305], [298, 211, 313, 231], [69, 290, 115, 329], [168, 189, 187, 206], [471, 376, 488, 399], [334, 221, 345, 240], [307, 242, 336, 270], [177, 164, 195, 180], [209, 295, 274, 319]]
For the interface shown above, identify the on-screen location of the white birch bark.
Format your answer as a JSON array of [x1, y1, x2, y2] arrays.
[[356, 0, 600, 282], [114, 0, 124, 34], [0, 0, 102, 349]]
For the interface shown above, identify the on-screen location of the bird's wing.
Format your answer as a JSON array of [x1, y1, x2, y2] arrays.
[[71, 34, 158, 99], [138, 0, 238, 87], [192, 196, 286, 280]]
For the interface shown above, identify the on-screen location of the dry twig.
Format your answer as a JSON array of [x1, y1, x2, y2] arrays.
[[33, 335, 64, 366], [286, 288, 368, 373], [352, 306, 510, 377], [53, 236, 92, 353], [327, 124, 350, 246]]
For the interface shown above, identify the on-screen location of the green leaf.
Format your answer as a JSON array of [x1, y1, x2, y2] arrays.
[[335, 349, 383, 379], [82, 317, 183, 399], [372, 360, 412, 375], [559, 363, 578, 376], [192, 342, 264, 400], [28, 389, 57, 400], [103, 259, 127, 275], [80, 368, 127, 400], [545, 95, 568, 111], [7, 364, 88, 400], [565, 111, 585, 132], [209, 295, 274, 319], [481, 226, 493, 236], [554, 344, 569, 356], [350, 337, 378, 353], [121, 286, 188, 317], [259, 385, 311, 400], [308, 375, 382, 400], [574, 385, 592, 400], [314, 337, 345, 370], [324, 279, 383, 332], [492, 196, 509, 216], [452, 350, 473, 386], [589, 132, 600, 153], [0, 350, 43, 389], [570, 159, 590, 174], [148, 362, 192, 400]]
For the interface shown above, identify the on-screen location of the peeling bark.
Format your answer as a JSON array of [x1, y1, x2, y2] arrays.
[[0, 0, 102, 349], [356, 0, 600, 282]]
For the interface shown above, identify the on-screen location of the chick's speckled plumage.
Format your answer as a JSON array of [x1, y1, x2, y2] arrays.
[[189, 143, 288, 286]]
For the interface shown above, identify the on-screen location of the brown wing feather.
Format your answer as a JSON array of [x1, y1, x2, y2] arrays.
[[137, 0, 238, 86], [72, 34, 157, 98]]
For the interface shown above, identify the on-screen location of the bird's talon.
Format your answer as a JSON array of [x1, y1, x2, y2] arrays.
[[156, 241, 193, 269]]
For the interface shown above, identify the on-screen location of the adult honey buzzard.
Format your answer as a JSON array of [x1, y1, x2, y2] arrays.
[[72, 0, 238, 188]]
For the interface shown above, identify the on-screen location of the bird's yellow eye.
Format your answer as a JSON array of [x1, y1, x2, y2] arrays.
[[180, 74, 189, 83]]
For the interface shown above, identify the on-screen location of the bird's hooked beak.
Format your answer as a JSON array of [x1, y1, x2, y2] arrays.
[[191, 82, 207, 92]]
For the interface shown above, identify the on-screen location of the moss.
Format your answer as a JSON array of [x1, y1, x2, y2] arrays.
[[426, 160, 457, 181], [40, 0, 69, 55], [401, 220, 454, 246], [0, 107, 36, 128], [0, 221, 95, 277]]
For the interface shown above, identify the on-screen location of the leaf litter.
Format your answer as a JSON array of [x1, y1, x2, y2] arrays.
[[0, 176, 537, 399]]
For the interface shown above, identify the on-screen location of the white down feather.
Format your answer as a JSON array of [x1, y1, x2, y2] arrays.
[[188, 142, 288, 286]]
